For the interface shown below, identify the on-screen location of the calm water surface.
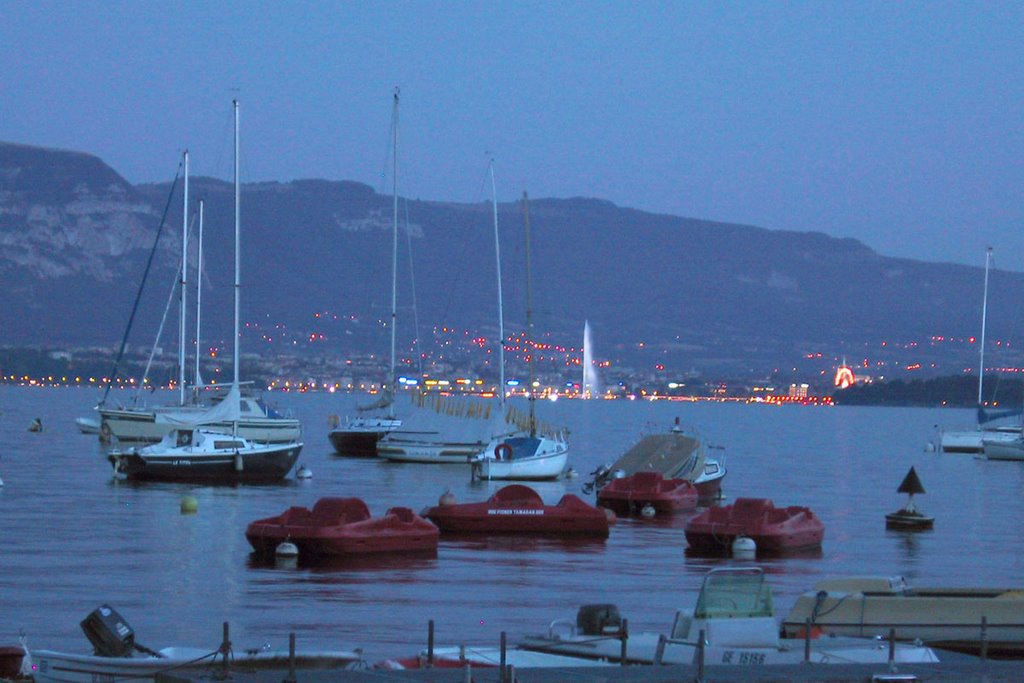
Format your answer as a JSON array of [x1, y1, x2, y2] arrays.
[[1, 386, 1022, 660]]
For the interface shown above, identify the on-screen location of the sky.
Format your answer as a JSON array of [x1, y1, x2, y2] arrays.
[[2, 1, 1022, 270]]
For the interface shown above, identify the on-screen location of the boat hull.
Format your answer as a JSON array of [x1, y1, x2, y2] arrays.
[[597, 471, 698, 516], [328, 417, 400, 456], [424, 484, 610, 537], [110, 443, 302, 483], [100, 407, 301, 446], [31, 647, 363, 683], [983, 437, 1024, 461], [473, 435, 569, 480], [684, 498, 824, 554]]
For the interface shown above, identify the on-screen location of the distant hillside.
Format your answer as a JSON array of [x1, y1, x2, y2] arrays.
[[2, 140, 1023, 377]]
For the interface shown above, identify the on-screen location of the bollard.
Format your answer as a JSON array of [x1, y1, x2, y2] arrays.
[[695, 628, 705, 683], [888, 628, 897, 672], [281, 633, 296, 683], [804, 618, 811, 662], [620, 618, 629, 665], [500, 631, 508, 683], [980, 616, 988, 661]]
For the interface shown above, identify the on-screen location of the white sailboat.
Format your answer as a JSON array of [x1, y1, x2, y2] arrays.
[[940, 247, 1021, 454], [378, 160, 518, 465], [108, 101, 303, 483], [329, 88, 404, 456], [471, 190, 569, 481], [98, 153, 299, 446]]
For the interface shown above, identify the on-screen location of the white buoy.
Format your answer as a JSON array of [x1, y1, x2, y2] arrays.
[[732, 535, 756, 557], [276, 540, 299, 558], [640, 503, 656, 518], [296, 464, 312, 480]]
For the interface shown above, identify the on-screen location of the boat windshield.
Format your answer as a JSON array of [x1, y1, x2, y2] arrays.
[[693, 568, 773, 619]]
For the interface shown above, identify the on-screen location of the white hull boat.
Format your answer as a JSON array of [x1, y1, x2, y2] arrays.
[[782, 575, 1024, 657], [100, 398, 300, 446], [941, 425, 1020, 454], [471, 434, 569, 480], [983, 434, 1024, 461], [75, 416, 101, 435], [518, 568, 940, 666], [376, 645, 612, 670]]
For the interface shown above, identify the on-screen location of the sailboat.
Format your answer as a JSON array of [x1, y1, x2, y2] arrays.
[[98, 153, 300, 447], [108, 101, 303, 483], [377, 162, 519, 465], [471, 191, 569, 481], [328, 88, 404, 456], [939, 248, 1022, 454]]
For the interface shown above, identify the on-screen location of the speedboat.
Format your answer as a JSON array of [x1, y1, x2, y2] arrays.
[[584, 419, 726, 502], [782, 575, 1024, 657], [422, 484, 612, 537], [517, 568, 940, 666], [108, 427, 302, 483], [684, 497, 824, 554], [596, 471, 698, 517], [246, 497, 438, 558], [470, 433, 569, 481], [31, 605, 365, 683]]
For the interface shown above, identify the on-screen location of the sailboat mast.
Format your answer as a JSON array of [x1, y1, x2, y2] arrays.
[[978, 246, 992, 406], [490, 159, 505, 407], [389, 87, 399, 408], [194, 199, 204, 388], [179, 150, 189, 405], [522, 191, 536, 437], [233, 100, 241, 396]]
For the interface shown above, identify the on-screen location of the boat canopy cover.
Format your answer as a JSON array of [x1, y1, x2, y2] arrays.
[[156, 385, 242, 428], [977, 404, 1022, 425]]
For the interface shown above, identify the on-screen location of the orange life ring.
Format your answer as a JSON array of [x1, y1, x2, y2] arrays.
[[494, 443, 513, 460]]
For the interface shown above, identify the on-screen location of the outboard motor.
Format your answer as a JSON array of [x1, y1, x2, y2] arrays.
[[576, 604, 622, 636], [80, 605, 135, 657], [583, 464, 613, 495]]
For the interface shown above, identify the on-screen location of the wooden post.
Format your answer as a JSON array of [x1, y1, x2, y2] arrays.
[[427, 620, 434, 667], [620, 618, 629, 665], [981, 616, 988, 661], [804, 618, 811, 662]]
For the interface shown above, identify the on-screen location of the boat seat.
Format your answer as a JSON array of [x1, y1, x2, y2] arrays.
[[277, 506, 315, 525], [631, 471, 664, 491], [311, 497, 371, 524], [387, 507, 417, 523]]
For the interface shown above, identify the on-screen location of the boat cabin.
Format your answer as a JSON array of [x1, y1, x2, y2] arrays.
[[670, 568, 779, 649]]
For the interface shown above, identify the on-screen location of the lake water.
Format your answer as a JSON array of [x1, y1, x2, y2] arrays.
[[1, 386, 1022, 662]]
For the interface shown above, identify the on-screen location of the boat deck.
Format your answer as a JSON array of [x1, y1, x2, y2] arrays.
[[611, 432, 702, 477]]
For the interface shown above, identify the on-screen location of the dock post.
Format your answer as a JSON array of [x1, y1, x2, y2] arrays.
[[620, 618, 628, 665], [427, 619, 434, 667], [695, 628, 705, 683], [281, 632, 296, 683], [653, 634, 666, 665], [981, 616, 988, 661], [500, 631, 507, 683], [220, 622, 231, 679], [804, 618, 811, 662], [888, 628, 896, 672]]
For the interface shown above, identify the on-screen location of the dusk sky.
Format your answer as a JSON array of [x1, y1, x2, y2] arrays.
[[3, 1, 1022, 269]]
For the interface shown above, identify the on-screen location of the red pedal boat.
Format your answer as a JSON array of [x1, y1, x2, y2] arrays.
[[246, 497, 439, 558], [597, 471, 698, 516], [422, 484, 612, 537], [684, 497, 824, 553]]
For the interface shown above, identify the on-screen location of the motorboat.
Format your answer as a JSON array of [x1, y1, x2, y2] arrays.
[[941, 424, 1020, 454], [596, 471, 698, 517], [517, 568, 940, 666], [422, 484, 612, 537], [470, 431, 569, 481], [684, 497, 824, 554], [583, 419, 726, 502], [246, 497, 439, 558], [30, 605, 364, 683], [328, 414, 401, 457], [782, 575, 1024, 657], [108, 396, 302, 483], [75, 416, 100, 435]]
